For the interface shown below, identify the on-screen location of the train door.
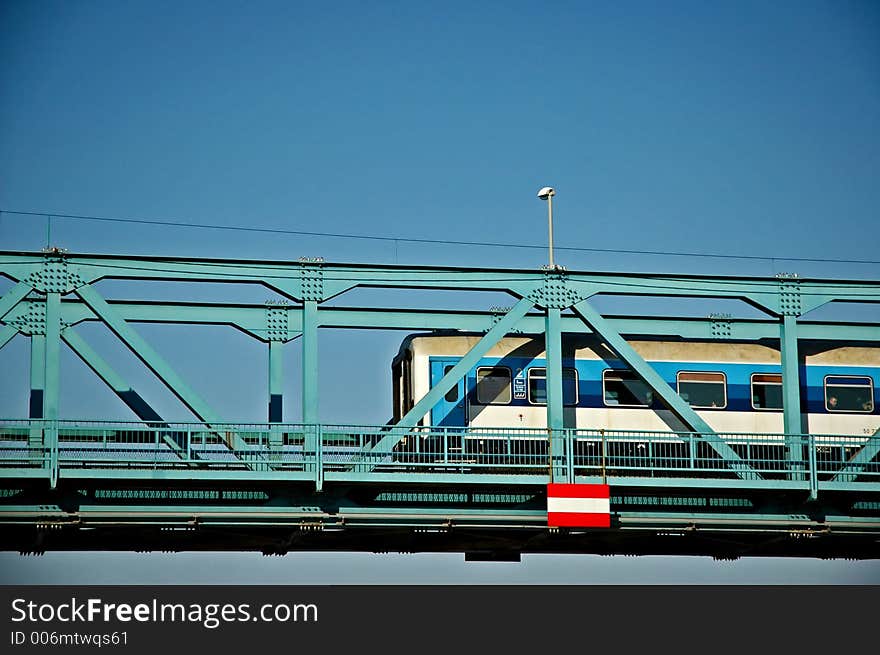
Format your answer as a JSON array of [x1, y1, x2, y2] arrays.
[[429, 358, 468, 426]]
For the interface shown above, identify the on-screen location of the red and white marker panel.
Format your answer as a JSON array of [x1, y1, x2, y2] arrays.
[[547, 483, 611, 528]]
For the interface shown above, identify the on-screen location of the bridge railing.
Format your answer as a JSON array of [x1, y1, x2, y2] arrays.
[[0, 420, 877, 488]]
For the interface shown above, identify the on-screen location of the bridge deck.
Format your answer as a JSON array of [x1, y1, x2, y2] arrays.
[[2, 420, 877, 488], [1, 420, 878, 558]]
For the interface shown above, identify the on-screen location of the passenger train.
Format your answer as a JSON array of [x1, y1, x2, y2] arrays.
[[391, 334, 880, 446]]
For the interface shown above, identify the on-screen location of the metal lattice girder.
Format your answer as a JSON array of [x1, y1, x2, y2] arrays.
[[61, 328, 189, 457], [302, 302, 319, 427], [29, 335, 45, 419], [545, 308, 564, 431], [571, 299, 758, 480], [0, 280, 32, 321], [3, 252, 878, 313], [300, 301, 320, 479], [780, 315, 806, 481], [780, 316, 803, 435], [6, 298, 880, 341], [73, 284, 252, 456], [369, 297, 536, 454], [29, 334, 45, 457], [545, 307, 568, 482], [571, 276, 880, 317], [0, 324, 17, 350], [40, 254, 542, 295], [43, 293, 61, 421], [62, 329, 164, 423], [56, 301, 303, 342], [318, 309, 880, 340], [833, 430, 880, 482], [2, 254, 358, 303], [268, 340, 284, 424]]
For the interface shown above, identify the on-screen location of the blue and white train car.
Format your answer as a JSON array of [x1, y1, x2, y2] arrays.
[[391, 334, 880, 438]]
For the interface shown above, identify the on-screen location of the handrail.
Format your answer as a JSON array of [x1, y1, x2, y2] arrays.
[[1, 420, 877, 491]]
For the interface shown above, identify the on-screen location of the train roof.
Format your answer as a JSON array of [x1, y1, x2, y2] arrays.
[[396, 332, 880, 366]]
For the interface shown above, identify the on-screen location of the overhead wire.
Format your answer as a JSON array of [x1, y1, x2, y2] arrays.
[[3, 208, 880, 266]]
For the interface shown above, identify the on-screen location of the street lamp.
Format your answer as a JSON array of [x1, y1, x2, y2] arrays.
[[537, 186, 556, 269]]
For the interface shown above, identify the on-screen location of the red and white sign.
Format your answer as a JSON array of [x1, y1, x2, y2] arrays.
[[547, 483, 611, 528]]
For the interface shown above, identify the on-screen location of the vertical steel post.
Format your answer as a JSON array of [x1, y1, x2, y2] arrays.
[[302, 301, 319, 461], [545, 308, 564, 430], [808, 434, 818, 500], [268, 340, 284, 423], [29, 334, 46, 456], [545, 307, 564, 480], [29, 335, 46, 419], [780, 314, 805, 480], [566, 429, 575, 483], [315, 424, 323, 492], [43, 293, 62, 420], [268, 340, 284, 455], [44, 292, 61, 486]]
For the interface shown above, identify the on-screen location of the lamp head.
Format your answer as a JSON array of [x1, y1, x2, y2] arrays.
[[537, 186, 555, 200]]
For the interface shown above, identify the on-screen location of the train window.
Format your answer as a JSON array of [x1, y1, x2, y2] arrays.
[[677, 371, 727, 409], [443, 365, 458, 403], [527, 367, 578, 406], [824, 376, 874, 412], [751, 373, 783, 410], [476, 367, 512, 404], [603, 370, 653, 407]]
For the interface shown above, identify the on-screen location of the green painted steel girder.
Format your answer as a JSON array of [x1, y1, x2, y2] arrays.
[[64, 301, 302, 341], [573, 277, 880, 318], [368, 297, 536, 455], [73, 284, 253, 458], [571, 299, 758, 480], [0, 280, 32, 321], [62, 329, 137, 393], [268, 340, 284, 424], [29, 335, 45, 416], [302, 301, 319, 427], [780, 316, 806, 483], [0, 251, 878, 492], [43, 293, 61, 422], [8, 299, 304, 342], [75, 286, 220, 423], [545, 308, 564, 428], [0, 324, 18, 350], [832, 431, 880, 483], [7, 298, 880, 342], [3, 252, 878, 311], [60, 329, 187, 450]]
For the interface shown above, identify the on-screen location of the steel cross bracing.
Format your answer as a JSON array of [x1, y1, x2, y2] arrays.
[[0, 251, 879, 558]]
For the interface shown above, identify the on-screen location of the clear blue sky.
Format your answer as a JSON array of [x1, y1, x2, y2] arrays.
[[1, 0, 879, 583]]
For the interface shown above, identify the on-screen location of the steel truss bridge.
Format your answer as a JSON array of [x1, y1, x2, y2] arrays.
[[0, 250, 879, 559]]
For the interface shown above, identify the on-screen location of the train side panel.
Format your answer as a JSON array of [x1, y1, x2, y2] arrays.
[[396, 335, 879, 437]]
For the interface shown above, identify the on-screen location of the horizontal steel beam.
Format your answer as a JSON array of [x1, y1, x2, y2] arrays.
[[2, 252, 879, 310], [6, 298, 880, 341]]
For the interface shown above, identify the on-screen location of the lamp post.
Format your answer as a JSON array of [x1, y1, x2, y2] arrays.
[[537, 186, 556, 269]]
